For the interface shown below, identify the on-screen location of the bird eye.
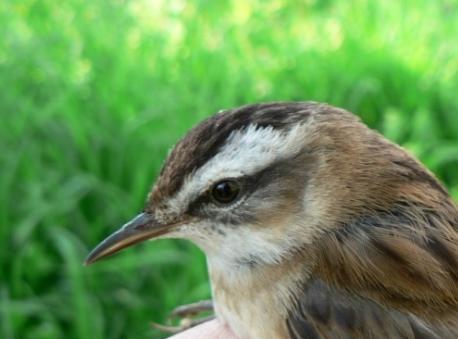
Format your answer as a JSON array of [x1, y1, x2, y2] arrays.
[[211, 180, 240, 204]]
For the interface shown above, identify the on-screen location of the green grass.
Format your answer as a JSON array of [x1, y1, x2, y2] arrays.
[[1, 0, 458, 338]]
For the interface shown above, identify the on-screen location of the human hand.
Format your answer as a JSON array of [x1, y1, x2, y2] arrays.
[[168, 319, 239, 339]]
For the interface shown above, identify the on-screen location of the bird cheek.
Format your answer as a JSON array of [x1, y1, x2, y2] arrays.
[[182, 221, 232, 253], [254, 204, 299, 230]]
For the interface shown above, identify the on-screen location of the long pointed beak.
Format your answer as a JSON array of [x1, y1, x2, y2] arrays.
[[84, 212, 175, 265]]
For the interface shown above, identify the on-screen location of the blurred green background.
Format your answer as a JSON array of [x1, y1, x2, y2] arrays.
[[1, 0, 458, 338]]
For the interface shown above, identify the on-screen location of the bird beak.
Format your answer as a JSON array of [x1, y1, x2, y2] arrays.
[[84, 212, 174, 265]]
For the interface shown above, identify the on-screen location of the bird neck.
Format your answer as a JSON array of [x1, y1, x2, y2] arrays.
[[207, 248, 313, 339], [313, 197, 458, 323]]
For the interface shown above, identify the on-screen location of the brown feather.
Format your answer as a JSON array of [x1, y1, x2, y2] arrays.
[[142, 102, 457, 338], [295, 105, 458, 337]]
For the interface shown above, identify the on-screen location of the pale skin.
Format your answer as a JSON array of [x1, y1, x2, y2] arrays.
[[168, 319, 239, 339]]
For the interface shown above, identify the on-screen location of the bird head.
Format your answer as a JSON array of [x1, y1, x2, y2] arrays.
[[85, 102, 456, 294], [85, 103, 340, 266]]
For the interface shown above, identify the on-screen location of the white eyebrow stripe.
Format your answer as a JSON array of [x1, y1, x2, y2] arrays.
[[164, 121, 311, 215]]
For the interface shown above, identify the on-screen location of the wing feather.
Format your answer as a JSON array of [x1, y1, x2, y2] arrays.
[[286, 279, 449, 339]]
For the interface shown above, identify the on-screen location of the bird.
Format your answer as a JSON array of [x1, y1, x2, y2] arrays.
[[85, 102, 458, 338]]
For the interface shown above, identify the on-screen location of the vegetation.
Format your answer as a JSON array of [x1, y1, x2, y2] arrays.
[[1, 0, 457, 338]]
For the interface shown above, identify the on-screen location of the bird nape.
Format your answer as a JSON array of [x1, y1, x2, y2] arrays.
[[86, 102, 457, 339]]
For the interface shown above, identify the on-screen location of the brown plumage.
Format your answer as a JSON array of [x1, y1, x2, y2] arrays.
[[86, 102, 457, 338], [286, 110, 458, 337]]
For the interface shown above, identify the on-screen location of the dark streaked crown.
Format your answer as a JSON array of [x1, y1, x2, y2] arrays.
[[149, 102, 322, 205]]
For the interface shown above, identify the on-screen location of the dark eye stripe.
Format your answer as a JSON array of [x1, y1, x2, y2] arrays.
[[185, 153, 310, 218]]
